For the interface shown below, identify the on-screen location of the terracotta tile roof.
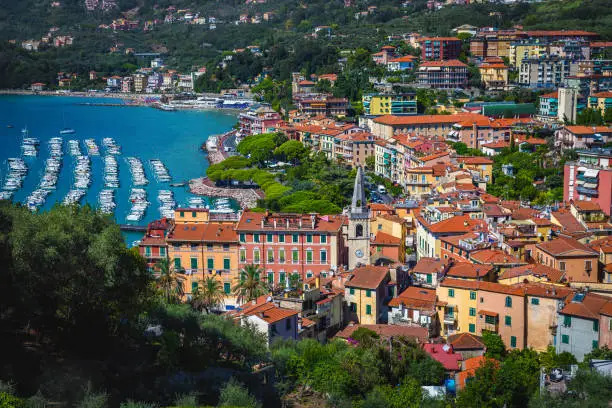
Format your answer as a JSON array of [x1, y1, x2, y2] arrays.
[[572, 200, 602, 212], [441, 278, 524, 296], [564, 125, 612, 135], [369, 203, 394, 212], [456, 156, 494, 165], [300, 317, 316, 328], [388, 286, 436, 309], [373, 113, 484, 126], [591, 91, 612, 98], [470, 249, 525, 265], [482, 140, 510, 149], [420, 151, 450, 162], [551, 210, 586, 233], [345, 265, 389, 289], [590, 42, 612, 48], [483, 204, 509, 217], [412, 257, 447, 275], [600, 301, 612, 317], [559, 292, 611, 320], [526, 30, 599, 37], [478, 309, 498, 317], [512, 282, 573, 300], [336, 324, 429, 342], [241, 302, 298, 324], [587, 236, 612, 254], [540, 91, 558, 99], [389, 55, 417, 62], [517, 137, 547, 145], [420, 214, 486, 234], [457, 356, 498, 389], [419, 36, 461, 42], [446, 262, 493, 279], [500, 264, 566, 283], [536, 237, 598, 257], [448, 333, 485, 350], [167, 223, 207, 241], [236, 210, 345, 232], [420, 59, 467, 68], [423, 343, 462, 371], [372, 232, 401, 246]]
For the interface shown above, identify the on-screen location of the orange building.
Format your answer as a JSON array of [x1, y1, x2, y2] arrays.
[[534, 237, 599, 283]]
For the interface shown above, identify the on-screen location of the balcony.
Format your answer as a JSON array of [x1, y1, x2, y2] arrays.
[[444, 314, 456, 325]]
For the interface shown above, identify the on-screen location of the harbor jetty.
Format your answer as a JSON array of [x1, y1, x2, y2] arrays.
[[189, 177, 262, 209], [202, 130, 235, 165]]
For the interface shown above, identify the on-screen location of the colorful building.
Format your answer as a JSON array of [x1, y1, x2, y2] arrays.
[[588, 91, 612, 115], [238, 104, 283, 136], [362, 93, 417, 116], [417, 60, 468, 89], [534, 237, 599, 283], [419, 37, 462, 61], [478, 60, 509, 90], [345, 265, 391, 325], [564, 149, 612, 215]]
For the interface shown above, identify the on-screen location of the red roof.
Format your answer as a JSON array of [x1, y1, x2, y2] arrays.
[[446, 262, 493, 279], [412, 257, 447, 275], [441, 278, 524, 296], [448, 333, 485, 350], [373, 113, 483, 126], [500, 264, 565, 283], [564, 125, 612, 135], [536, 236, 598, 257], [456, 156, 494, 165], [372, 232, 401, 246], [560, 292, 611, 320], [423, 343, 462, 371], [241, 302, 298, 324], [419, 60, 467, 68], [388, 286, 436, 308], [345, 265, 389, 290], [470, 249, 524, 265]]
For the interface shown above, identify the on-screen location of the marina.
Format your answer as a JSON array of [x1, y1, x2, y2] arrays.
[[157, 189, 176, 218], [22, 128, 39, 157], [99, 189, 116, 214], [127, 157, 148, 186], [0, 158, 28, 200], [150, 159, 171, 182], [127, 188, 149, 222], [84, 138, 100, 156], [104, 155, 120, 188]]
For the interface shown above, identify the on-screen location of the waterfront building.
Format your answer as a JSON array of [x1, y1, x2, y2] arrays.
[[133, 73, 147, 92], [89, 71, 97, 80], [235, 210, 346, 287], [121, 76, 133, 93], [238, 104, 283, 136], [30, 82, 46, 91], [518, 56, 579, 88], [417, 60, 468, 89], [418, 37, 462, 61], [106, 75, 122, 89], [369, 113, 481, 140], [362, 93, 417, 116], [295, 95, 349, 117]]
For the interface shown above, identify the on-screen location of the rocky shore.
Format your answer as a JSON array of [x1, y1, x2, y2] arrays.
[[189, 177, 262, 209]]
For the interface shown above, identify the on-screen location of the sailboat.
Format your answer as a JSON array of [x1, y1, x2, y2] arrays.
[[59, 111, 75, 135]]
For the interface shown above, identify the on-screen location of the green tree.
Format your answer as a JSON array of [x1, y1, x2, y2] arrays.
[[156, 258, 185, 304], [483, 332, 506, 360], [191, 276, 226, 313], [233, 265, 267, 304], [218, 378, 261, 408], [274, 140, 308, 164], [365, 155, 376, 170]]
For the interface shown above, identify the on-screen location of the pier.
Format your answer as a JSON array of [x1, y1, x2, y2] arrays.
[[76, 102, 145, 107], [119, 224, 147, 232]]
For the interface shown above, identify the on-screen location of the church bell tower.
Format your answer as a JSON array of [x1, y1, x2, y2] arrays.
[[347, 166, 371, 270]]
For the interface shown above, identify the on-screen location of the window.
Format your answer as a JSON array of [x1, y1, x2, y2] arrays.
[[531, 298, 540, 305], [267, 249, 274, 263], [349, 287, 356, 295], [267, 272, 274, 285], [356, 224, 364, 237], [254, 249, 260, 264], [192, 281, 198, 292], [223, 258, 230, 270], [469, 323, 476, 333], [292, 249, 299, 263], [350, 302, 357, 312], [320, 250, 327, 264], [505, 316, 512, 326], [207, 258, 213, 269], [510, 336, 517, 348], [239, 249, 246, 263], [223, 244, 229, 252], [320, 234, 327, 244], [366, 290, 372, 298], [279, 249, 286, 263], [505, 296, 512, 308], [279, 234, 285, 243], [593, 340, 599, 349], [366, 305, 372, 315], [192, 211, 196, 218], [426, 274, 433, 284], [292, 234, 299, 243], [191, 258, 198, 269], [279, 272, 286, 284], [224, 282, 231, 294], [239, 233, 246, 243], [306, 235, 313, 243], [174, 258, 181, 269], [561, 334, 569, 344], [448, 289, 455, 298], [144, 246, 151, 257], [559, 261, 566, 271], [253, 234, 260, 243], [180, 211, 184, 217], [267, 234, 273, 243], [469, 308, 476, 317], [306, 250, 312, 264], [586, 260, 592, 271], [564, 315, 571, 327], [593, 320, 599, 332], [470, 291, 476, 300], [159, 247, 166, 257], [485, 315, 496, 325]]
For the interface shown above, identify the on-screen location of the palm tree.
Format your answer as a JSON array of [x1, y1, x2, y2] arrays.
[[155, 258, 185, 304], [191, 277, 226, 313], [232, 264, 267, 304]]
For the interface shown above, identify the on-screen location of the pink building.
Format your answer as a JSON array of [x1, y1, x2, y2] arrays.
[[235, 211, 347, 287], [564, 149, 612, 216], [238, 104, 283, 135], [555, 126, 612, 150]]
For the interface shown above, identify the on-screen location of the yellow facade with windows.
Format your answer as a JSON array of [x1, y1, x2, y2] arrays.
[[344, 286, 379, 325], [435, 284, 478, 338]]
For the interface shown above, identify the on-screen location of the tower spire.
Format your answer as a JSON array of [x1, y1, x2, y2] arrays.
[[351, 166, 367, 214]]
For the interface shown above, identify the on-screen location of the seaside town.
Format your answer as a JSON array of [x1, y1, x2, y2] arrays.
[[2, 0, 612, 407]]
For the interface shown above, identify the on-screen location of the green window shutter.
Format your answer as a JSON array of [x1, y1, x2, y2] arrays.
[[448, 289, 455, 298], [306, 235, 312, 243], [366, 305, 372, 315], [192, 211, 196, 218], [280, 272, 286, 283], [593, 320, 599, 332], [180, 211, 184, 217], [279, 234, 285, 243], [593, 340, 599, 349], [254, 234, 260, 243], [279, 249, 285, 263], [254, 250, 260, 263], [470, 291, 476, 300], [268, 272, 274, 284], [292, 250, 299, 262], [306, 251, 313, 263], [510, 336, 517, 348], [561, 334, 569, 344], [240, 249, 246, 263], [191, 281, 198, 292], [160, 247, 166, 257], [223, 282, 231, 294], [320, 250, 327, 263], [469, 308, 476, 317], [469, 323, 475, 333], [366, 290, 372, 298], [267, 234, 273, 243], [505, 316, 512, 326], [223, 258, 230, 269], [564, 315, 571, 327], [505, 296, 512, 307], [207, 258, 214, 269], [349, 288, 355, 295], [174, 258, 181, 268], [145, 247, 151, 256], [239, 233, 245, 242], [293, 234, 299, 243], [191, 258, 198, 269], [531, 298, 539, 305], [320, 234, 327, 243]]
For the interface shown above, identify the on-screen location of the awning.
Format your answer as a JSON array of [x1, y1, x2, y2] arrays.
[[478, 310, 498, 317], [584, 182, 598, 189], [575, 179, 584, 185], [584, 169, 600, 178], [577, 166, 587, 172]]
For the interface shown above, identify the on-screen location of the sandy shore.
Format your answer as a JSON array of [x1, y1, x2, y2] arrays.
[[189, 177, 263, 208]]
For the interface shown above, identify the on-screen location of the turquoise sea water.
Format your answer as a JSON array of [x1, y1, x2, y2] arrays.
[[0, 95, 237, 242]]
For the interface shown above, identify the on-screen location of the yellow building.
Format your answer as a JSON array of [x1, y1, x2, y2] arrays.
[[344, 265, 390, 325], [479, 62, 509, 90], [362, 93, 417, 116], [405, 167, 438, 198], [436, 278, 477, 337], [509, 43, 546, 67], [588, 91, 612, 114], [456, 156, 493, 183], [166, 221, 241, 307], [174, 208, 211, 224]]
